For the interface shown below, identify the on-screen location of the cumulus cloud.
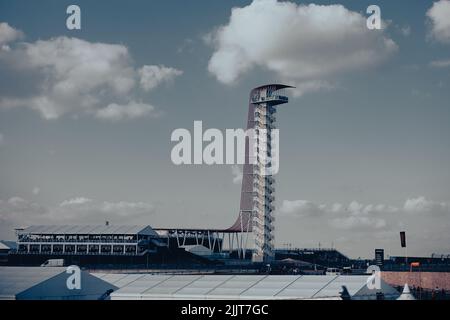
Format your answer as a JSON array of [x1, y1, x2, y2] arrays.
[[279, 200, 326, 217], [0, 196, 156, 239], [290, 80, 335, 98], [60, 197, 155, 218], [60, 197, 92, 206], [206, 0, 397, 95], [277, 197, 450, 230], [0, 36, 135, 119], [231, 165, 243, 184], [96, 101, 156, 121], [7, 196, 34, 208], [280, 199, 397, 217], [331, 215, 386, 230], [0, 22, 23, 49], [399, 25, 411, 37], [430, 58, 450, 68], [282, 199, 389, 229], [328, 201, 391, 230], [0, 24, 182, 120], [403, 196, 449, 214], [0, 197, 47, 237], [139, 65, 183, 91], [100, 201, 154, 217], [427, 0, 450, 44]]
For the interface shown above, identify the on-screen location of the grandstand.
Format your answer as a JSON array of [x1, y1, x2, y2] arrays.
[[8, 225, 211, 267]]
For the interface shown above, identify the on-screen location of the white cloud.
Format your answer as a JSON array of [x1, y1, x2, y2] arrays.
[[206, 0, 397, 95], [290, 80, 335, 98], [177, 38, 195, 54], [430, 58, 450, 68], [279, 199, 398, 220], [7, 196, 29, 207], [0, 197, 47, 237], [100, 201, 154, 217], [427, 0, 450, 44], [345, 201, 398, 216], [60, 197, 93, 207], [59, 197, 154, 217], [279, 200, 326, 217], [331, 215, 386, 230], [0, 25, 182, 120], [231, 165, 243, 184], [277, 197, 450, 231], [96, 101, 155, 121], [399, 25, 411, 37], [328, 201, 390, 230], [32, 187, 40, 196], [278, 196, 450, 230], [0, 22, 23, 49], [0, 36, 136, 119], [403, 196, 449, 214], [139, 65, 183, 91], [59, 197, 155, 220]]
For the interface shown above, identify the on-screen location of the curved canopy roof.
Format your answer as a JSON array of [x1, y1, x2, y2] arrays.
[[252, 83, 295, 91]]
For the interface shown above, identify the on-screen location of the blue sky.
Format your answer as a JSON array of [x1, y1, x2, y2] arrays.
[[1, 0, 450, 258]]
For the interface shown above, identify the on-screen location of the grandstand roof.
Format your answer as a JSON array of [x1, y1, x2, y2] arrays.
[[17, 225, 158, 236]]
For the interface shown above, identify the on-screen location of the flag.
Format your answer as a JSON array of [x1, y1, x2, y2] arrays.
[[400, 231, 406, 248]]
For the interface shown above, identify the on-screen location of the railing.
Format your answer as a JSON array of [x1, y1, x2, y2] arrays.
[[17, 239, 141, 244], [251, 95, 288, 104], [382, 264, 450, 272], [13, 251, 143, 256]]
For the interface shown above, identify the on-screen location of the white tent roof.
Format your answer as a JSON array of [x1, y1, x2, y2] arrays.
[[101, 274, 400, 300], [0, 270, 400, 300], [397, 283, 416, 300]]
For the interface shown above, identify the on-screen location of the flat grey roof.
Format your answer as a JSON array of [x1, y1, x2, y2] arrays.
[[0, 267, 119, 300], [0, 267, 65, 299], [18, 225, 159, 236]]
